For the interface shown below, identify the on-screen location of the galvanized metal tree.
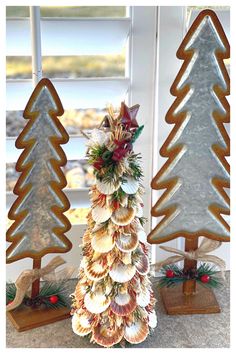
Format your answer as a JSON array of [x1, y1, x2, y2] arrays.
[[148, 10, 230, 312], [7, 78, 72, 296]]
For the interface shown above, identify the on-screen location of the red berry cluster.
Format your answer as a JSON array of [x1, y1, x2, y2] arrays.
[[165, 269, 211, 284]]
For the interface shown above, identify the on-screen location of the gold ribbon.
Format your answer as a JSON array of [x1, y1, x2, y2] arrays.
[[152, 238, 226, 279], [6, 256, 76, 312]]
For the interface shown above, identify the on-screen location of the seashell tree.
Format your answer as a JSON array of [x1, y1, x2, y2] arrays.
[[71, 103, 157, 347]]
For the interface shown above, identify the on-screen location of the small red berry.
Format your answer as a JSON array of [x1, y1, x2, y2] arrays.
[[200, 274, 210, 283], [49, 295, 59, 304], [166, 269, 175, 278], [113, 200, 120, 210]]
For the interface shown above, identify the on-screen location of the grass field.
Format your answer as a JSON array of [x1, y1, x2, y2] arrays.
[[6, 6, 126, 18], [7, 54, 125, 79]]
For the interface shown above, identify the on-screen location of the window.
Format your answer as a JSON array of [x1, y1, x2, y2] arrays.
[[6, 6, 157, 234]]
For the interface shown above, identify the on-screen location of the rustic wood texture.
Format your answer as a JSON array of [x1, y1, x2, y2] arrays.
[[7, 305, 71, 332], [160, 282, 221, 315]]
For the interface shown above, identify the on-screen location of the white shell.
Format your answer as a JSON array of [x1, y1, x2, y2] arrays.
[[115, 233, 139, 253], [121, 177, 139, 194], [91, 205, 112, 223], [91, 231, 115, 253], [96, 179, 121, 195], [109, 262, 136, 283], [134, 253, 150, 275], [84, 259, 109, 281], [92, 323, 124, 347], [136, 287, 151, 307], [148, 311, 157, 328], [87, 129, 111, 147], [84, 292, 111, 314], [135, 204, 143, 218], [132, 275, 141, 292], [111, 292, 136, 316], [72, 312, 92, 336], [137, 229, 147, 243], [122, 252, 132, 265], [74, 283, 87, 301], [124, 320, 149, 344], [111, 207, 135, 226]]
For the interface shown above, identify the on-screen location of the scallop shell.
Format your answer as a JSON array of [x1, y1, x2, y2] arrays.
[[111, 291, 137, 316], [84, 259, 109, 281], [84, 292, 111, 314], [96, 179, 121, 195], [92, 324, 124, 347], [82, 230, 92, 245], [72, 311, 92, 336], [91, 231, 115, 253], [124, 320, 149, 344], [134, 253, 150, 275], [111, 207, 135, 226], [131, 274, 141, 292], [87, 128, 111, 147], [109, 262, 136, 283], [137, 228, 147, 243], [115, 233, 139, 252], [136, 287, 151, 307], [121, 177, 139, 194], [74, 283, 87, 301], [91, 205, 112, 223], [122, 252, 132, 265], [135, 204, 143, 218], [148, 311, 157, 328]]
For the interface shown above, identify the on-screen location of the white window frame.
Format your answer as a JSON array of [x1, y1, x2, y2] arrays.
[[6, 6, 158, 280]]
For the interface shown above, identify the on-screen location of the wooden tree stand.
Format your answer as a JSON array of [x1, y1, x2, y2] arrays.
[[7, 259, 71, 332], [160, 239, 221, 315], [7, 305, 71, 332]]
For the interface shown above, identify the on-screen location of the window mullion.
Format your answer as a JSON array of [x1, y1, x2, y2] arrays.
[[30, 6, 42, 86]]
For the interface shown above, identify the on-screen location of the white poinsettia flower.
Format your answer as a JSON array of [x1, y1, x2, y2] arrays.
[[86, 128, 111, 147]]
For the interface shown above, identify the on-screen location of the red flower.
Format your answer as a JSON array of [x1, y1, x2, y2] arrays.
[[93, 157, 104, 169], [112, 147, 128, 161]]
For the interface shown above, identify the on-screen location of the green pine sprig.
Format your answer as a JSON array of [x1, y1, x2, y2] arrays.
[[158, 263, 223, 289], [131, 125, 144, 143], [6, 280, 70, 309]]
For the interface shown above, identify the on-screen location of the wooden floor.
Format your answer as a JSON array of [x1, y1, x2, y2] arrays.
[[6, 273, 230, 348]]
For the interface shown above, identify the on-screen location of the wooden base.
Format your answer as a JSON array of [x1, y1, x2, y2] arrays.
[[160, 282, 221, 315], [7, 305, 71, 332]]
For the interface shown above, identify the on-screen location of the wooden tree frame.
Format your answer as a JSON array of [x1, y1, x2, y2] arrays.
[[148, 10, 230, 314], [6, 78, 72, 330]]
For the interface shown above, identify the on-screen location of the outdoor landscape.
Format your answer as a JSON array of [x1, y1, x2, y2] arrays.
[[6, 6, 126, 224]]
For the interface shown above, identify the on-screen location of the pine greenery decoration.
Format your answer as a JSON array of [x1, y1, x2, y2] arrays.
[[6, 280, 70, 309], [158, 263, 223, 289]]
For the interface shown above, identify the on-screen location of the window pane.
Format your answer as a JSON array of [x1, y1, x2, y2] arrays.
[[6, 6, 29, 17], [40, 6, 126, 18], [6, 111, 25, 138], [42, 54, 125, 78], [65, 160, 95, 189], [6, 57, 32, 79], [61, 108, 105, 134], [65, 208, 89, 225]]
